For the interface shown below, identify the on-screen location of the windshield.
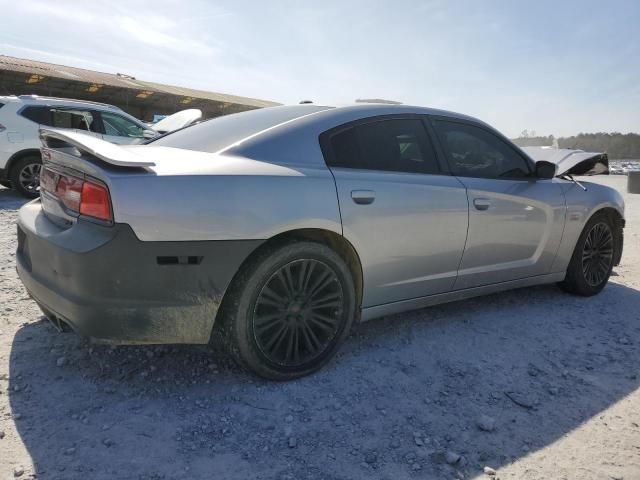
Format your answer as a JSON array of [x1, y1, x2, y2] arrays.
[[150, 105, 331, 153]]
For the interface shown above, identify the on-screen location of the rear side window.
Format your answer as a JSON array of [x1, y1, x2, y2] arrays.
[[19, 106, 52, 125], [51, 109, 99, 132], [325, 118, 440, 174], [433, 121, 531, 179], [151, 105, 331, 153]]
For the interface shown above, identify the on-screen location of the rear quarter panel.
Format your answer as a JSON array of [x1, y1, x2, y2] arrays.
[[109, 161, 342, 241]]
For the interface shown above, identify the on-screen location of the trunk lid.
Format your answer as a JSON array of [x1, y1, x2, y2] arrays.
[[39, 128, 155, 227]]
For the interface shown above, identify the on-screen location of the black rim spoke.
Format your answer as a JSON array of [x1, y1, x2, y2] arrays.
[[252, 258, 344, 367], [308, 314, 338, 333], [582, 222, 614, 287], [263, 323, 289, 352], [254, 312, 283, 332]]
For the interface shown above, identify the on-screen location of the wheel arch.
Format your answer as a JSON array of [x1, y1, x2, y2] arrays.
[[585, 206, 624, 266], [213, 228, 364, 330], [268, 229, 364, 310], [6, 148, 42, 177]]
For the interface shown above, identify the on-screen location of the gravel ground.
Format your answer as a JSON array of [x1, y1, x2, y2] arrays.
[[1, 176, 639, 480]]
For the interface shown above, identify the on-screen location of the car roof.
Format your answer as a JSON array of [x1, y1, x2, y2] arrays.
[[205, 103, 503, 168], [317, 102, 482, 124], [0, 94, 121, 111], [150, 103, 496, 164]]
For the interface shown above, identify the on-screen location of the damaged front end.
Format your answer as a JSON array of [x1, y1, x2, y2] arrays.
[[521, 146, 609, 176]]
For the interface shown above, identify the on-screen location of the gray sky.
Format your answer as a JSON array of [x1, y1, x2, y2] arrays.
[[1, 0, 638, 137]]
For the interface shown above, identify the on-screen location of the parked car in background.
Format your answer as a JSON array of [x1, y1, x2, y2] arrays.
[[0, 95, 200, 197], [149, 108, 202, 134], [16, 104, 625, 379]]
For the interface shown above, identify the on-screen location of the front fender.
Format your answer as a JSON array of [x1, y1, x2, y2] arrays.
[[551, 180, 625, 273]]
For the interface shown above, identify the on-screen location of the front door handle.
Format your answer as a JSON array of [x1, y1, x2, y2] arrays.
[[473, 198, 491, 211], [351, 190, 375, 205]]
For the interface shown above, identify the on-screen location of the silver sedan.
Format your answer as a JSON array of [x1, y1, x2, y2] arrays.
[[16, 104, 624, 379]]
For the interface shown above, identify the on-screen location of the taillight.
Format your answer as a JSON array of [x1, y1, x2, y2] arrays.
[[55, 174, 83, 211], [41, 167, 113, 223], [80, 181, 112, 222], [40, 167, 58, 192]]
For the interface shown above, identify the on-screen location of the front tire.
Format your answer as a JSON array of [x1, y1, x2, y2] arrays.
[[559, 212, 617, 296], [10, 155, 42, 198], [218, 241, 356, 380]]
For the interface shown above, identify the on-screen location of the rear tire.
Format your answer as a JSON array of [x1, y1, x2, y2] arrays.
[[217, 240, 356, 380], [10, 155, 42, 198], [558, 212, 617, 296]]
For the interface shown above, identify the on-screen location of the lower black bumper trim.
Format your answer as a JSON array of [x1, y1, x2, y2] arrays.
[[16, 201, 263, 344]]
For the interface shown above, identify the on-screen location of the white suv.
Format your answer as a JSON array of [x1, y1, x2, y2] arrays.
[[0, 95, 157, 197]]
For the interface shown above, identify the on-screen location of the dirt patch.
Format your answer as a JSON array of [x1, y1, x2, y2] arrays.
[[1, 177, 639, 479]]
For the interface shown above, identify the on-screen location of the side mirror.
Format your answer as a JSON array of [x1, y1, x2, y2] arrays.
[[535, 161, 556, 179], [143, 129, 157, 139]]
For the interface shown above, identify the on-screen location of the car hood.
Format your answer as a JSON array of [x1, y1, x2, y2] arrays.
[[150, 109, 202, 134], [521, 146, 609, 176]]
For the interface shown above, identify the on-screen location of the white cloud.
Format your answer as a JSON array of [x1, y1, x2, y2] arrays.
[[117, 16, 217, 55]]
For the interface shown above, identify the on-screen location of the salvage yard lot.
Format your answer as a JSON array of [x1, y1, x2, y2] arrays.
[[1, 176, 638, 480]]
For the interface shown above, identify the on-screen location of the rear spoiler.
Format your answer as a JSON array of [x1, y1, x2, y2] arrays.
[[39, 128, 155, 167]]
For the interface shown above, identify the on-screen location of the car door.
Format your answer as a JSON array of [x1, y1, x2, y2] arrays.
[[431, 118, 566, 290], [97, 110, 147, 145], [321, 116, 469, 307]]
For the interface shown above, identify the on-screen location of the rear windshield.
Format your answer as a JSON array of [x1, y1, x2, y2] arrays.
[[150, 105, 331, 153]]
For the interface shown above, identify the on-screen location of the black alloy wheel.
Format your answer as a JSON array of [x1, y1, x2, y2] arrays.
[[217, 241, 356, 380], [559, 212, 618, 296], [10, 156, 42, 198], [18, 163, 41, 194], [252, 259, 344, 367], [581, 222, 614, 287]]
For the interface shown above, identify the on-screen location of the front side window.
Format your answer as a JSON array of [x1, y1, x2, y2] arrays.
[[100, 112, 145, 138], [325, 118, 439, 174], [434, 121, 531, 179]]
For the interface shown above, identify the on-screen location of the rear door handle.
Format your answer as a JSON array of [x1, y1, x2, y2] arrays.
[[473, 198, 491, 211], [351, 190, 375, 205]]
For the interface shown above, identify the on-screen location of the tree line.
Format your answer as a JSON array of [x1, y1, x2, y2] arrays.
[[511, 131, 640, 159]]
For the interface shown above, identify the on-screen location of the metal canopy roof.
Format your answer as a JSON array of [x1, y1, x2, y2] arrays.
[[0, 55, 279, 109]]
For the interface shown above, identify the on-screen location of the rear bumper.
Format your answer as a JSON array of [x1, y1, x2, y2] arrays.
[[16, 200, 262, 344]]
